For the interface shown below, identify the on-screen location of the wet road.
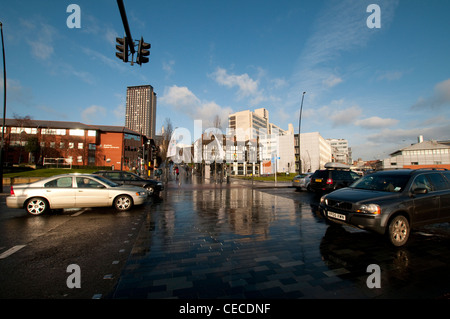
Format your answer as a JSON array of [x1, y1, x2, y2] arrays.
[[1, 178, 450, 299], [112, 178, 450, 299]]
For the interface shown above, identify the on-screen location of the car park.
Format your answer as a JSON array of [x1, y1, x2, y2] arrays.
[[93, 170, 164, 196], [292, 173, 312, 191], [309, 162, 360, 194], [6, 173, 148, 216], [319, 168, 450, 246]]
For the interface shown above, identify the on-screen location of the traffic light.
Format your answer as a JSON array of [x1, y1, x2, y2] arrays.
[[136, 37, 150, 65], [115, 37, 128, 62]]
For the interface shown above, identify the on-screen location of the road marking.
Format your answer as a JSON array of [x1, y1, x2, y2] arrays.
[[0, 245, 26, 259], [71, 209, 87, 217]]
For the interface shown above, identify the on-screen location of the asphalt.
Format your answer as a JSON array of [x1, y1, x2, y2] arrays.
[[110, 177, 450, 300]]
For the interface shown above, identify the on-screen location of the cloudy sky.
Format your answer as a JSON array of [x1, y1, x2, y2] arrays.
[[1, 0, 449, 160]]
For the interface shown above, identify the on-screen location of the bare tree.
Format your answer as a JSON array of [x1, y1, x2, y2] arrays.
[[159, 117, 173, 162], [213, 114, 222, 130]]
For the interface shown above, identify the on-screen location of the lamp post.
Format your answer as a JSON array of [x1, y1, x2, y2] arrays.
[[298, 91, 306, 175], [0, 22, 7, 192]]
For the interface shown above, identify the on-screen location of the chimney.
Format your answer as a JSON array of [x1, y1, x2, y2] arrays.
[[418, 135, 424, 143]]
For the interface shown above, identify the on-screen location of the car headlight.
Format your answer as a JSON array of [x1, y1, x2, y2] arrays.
[[136, 191, 147, 196], [355, 204, 380, 215], [320, 196, 327, 205]]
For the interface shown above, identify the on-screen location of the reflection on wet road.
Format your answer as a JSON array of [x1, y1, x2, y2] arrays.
[[113, 179, 450, 299]]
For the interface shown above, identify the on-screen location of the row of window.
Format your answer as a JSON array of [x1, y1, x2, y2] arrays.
[[10, 141, 86, 149], [402, 149, 449, 155], [8, 127, 97, 137]]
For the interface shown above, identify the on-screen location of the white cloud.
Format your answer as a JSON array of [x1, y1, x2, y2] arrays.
[[289, 0, 399, 104], [355, 116, 399, 129], [212, 67, 259, 98], [323, 75, 343, 88], [412, 78, 450, 110], [20, 19, 56, 60], [160, 85, 233, 128], [377, 70, 403, 81], [82, 105, 106, 124], [329, 105, 362, 127], [162, 60, 176, 78], [211, 67, 267, 105]]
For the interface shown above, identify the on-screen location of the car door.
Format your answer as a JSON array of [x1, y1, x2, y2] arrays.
[[122, 172, 142, 187], [75, 177, 110, 207], [427, 172, 450, 221], [410, 173, 440, 223], [43, 176, 76, 208]]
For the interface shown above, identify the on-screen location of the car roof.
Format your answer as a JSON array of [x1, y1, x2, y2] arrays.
[[370, 168, 448, 176]]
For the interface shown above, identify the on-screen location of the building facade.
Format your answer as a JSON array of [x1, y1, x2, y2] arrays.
[[327, 138, 351, 164], [226, 108, 293, 175], [2, 119, 143, 171], [125, 85, 157, 139], [295, 132, 332, 173], [383, 136, 450, 169]]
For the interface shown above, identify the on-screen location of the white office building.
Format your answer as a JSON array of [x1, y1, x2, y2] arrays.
[[383, 136, 450, 169], [295, 132, 332, 173]]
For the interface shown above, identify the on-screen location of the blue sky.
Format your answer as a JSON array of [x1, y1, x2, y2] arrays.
[[1, 0, 449, 161]]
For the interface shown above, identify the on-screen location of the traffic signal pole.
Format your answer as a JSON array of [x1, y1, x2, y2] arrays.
[[116, 0, 135, 55], [115, 0, 150, 66]]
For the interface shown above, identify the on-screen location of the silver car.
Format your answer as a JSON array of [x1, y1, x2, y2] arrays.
[[292, 173, 312, 191], [6, 173, 148, 216]]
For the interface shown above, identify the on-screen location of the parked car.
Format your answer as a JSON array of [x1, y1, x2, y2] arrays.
[[93, 170, 164, 196], [6, 173, 148, 216], [319, 168, 450, 246], [310, 162, 360, 194], [292, 173, 312, 191]]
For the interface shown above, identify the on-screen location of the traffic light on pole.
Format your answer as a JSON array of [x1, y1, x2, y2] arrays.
[[115, 37, 128, 62], [136, 37, 150, 65]]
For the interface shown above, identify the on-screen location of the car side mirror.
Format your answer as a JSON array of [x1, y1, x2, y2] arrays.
[[413, 188, 428, 195]]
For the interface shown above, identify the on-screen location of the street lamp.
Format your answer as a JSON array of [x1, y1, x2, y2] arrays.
[[298, 91, 306, 175], [0, 22, 7, 191]]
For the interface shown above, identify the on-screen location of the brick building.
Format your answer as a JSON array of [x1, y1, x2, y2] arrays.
[[2, 118, 145, 170]]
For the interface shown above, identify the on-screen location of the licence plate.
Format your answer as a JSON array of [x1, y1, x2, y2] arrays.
[[327, 211, 346, 221], [315, 178, 323, 182]]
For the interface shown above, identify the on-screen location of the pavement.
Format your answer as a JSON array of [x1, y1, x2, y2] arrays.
[[109, 177, 450, 300]]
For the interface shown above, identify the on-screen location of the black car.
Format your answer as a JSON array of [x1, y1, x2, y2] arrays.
[[309, 162, 360, 194], [93, 170, 164, 196], [319, 168, 450, 246]]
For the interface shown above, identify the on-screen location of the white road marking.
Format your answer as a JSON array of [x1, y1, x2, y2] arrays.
[[0, 245, 26, 259], [71, 209, 87, 217]]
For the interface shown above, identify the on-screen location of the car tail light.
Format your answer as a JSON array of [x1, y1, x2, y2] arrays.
[[326, 178, 333, 185], [10, 186, 15, 196]]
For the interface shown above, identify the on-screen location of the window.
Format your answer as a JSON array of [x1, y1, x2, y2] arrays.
[[105, 172, 122, 180], [76, 177, 103, 188], [41, 128, 66, 135], [427, 173, 450, 191], [60, 142, 65, 149], [78, 143, 83, 149], [411, 175, 433, 193], [69, 143, 74, 149], [44, 177, 73, 188], [77, 156, 83, 163], [69, 129, 84, 136]]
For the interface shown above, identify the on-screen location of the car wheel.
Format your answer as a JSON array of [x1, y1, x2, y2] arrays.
[[387, 215, 410, 247], [145, 185, 155, 196], [26, 197, 48, 216], [114, 195, 133, 211]]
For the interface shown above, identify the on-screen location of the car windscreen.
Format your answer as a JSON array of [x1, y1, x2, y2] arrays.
[[92, 175, 120, 187], [350, 174, 410, 192]]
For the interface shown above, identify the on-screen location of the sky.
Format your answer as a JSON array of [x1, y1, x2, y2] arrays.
[[1, 0, 449, 161]]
